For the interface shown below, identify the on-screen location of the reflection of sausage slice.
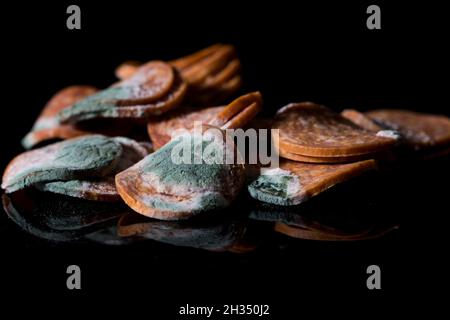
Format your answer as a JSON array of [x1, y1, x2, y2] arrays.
[[2, 190, 126, 241], [117, 213, 246, 251], [273, 103, 396, 157], [366, 109, 450, 150], [275, 222, 397, 241], [248, 159, 376, 206]]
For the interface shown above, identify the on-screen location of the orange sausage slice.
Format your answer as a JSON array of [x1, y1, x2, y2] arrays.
[[366, 109, 450, 150], [248, 159, 377, 206], [273, 102, 396, 157], [147, 92, 262, 149]]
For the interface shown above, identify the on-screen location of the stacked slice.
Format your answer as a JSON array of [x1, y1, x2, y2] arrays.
[[59, 61, 187, 123], [273, 102, 397, 163], [248, 102, 398, 206], [21, 86, 144, 149], [116, 44, 241, 105]]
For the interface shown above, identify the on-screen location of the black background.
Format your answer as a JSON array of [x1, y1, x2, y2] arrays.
[[0, 1, 448, 317]]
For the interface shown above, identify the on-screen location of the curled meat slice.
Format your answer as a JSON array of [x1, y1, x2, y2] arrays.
[[147, 92, 262, 149]]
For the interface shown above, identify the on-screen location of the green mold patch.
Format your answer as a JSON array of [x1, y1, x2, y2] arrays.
[[58, 87, 129, 123], [34, 136, 150, 201], [2, 135, 123, 193], [248, 168, 302, 206], [116, 131, 245, 219], [58, 61, 187, 123], [248, 159, 377, 207], [37, 178, 120, 202]]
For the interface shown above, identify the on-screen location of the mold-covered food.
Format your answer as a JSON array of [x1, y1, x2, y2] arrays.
[[366, 109, 450, 150], [147, 92, 262, 149], [21, 86, 149, 149], [248, 159, 376, 206], [273, 103, 397, 160], [116, 126, 245, 220], [2, 135, 150, 201], [2, 135, 123, 193], [37, 178, 120, 202], [115, 44, 242, 105], [22, 85, 99, 149], [35, 137, 150, 201], [59, 61, 187, 123]]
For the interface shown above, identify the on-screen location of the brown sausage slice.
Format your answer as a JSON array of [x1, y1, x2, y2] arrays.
[[116, 61, 175, 105], [31, 86, 99, 130], [148, 106, 224, 149], [179, 45, 236, 86], [210, 92, 263, 128], [59, 65, 187, 123], [273, 103, 396, 157], [147, 92, 262, 149], [114, 44, 228, 80], [37, 137, 150, 201], [2, 135, 123, 193], [115, 126, 245, 220], [114, 60, 142, 80], [366, 109, 450, 150], [170, 44, 227, 70], [341, 109, 383, 132], [114, 44, 241, 105], [277, 147, 379, 163], [248, 159, 377, 206], [22, 86, 99, 148]]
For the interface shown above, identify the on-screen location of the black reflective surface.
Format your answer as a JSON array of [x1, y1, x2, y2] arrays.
[[4, 155, 447, 251]]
